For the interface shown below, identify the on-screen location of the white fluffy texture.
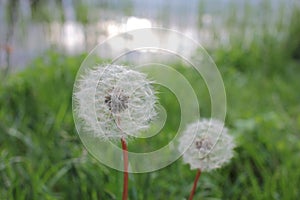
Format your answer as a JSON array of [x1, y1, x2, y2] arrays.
[[73, 64, 157, 140], [179, 119, 235, 172]]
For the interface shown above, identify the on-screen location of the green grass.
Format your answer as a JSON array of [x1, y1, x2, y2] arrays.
[[1, 45, 300, 200]]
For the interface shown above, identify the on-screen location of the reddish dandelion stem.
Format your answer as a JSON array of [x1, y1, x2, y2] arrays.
[[188, 169, 202, 200], [121, 138, 128, 200]]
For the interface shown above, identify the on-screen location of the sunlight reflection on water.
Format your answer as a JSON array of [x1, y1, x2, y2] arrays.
[[54, 15, 225, 62]]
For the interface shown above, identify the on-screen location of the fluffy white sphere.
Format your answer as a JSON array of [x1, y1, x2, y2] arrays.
[[73, 64, 157, 140], [179, 119, 235, 171]]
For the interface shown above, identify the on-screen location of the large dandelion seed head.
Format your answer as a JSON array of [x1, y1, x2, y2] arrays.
[[179, 118, 235, 172], [73, 64, 157, 141]]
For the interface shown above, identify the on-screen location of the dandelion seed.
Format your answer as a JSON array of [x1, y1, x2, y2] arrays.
[[179, 118, 236, 200], [73, 64, 157, 140], [73, 64, 157, 200], [179, 118, 235, 172]]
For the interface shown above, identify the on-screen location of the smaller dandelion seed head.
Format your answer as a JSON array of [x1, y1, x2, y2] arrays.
[[179, 118, 236, 172], [73, 64, 157, 141]]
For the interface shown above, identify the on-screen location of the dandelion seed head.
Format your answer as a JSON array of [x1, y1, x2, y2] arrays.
[[73, 64, 157, 141], [179, 118, 235, 171]]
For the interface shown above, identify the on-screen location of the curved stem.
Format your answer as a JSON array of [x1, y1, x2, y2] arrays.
[[188, 169, 202, 200], [121, 138, 128, 200]]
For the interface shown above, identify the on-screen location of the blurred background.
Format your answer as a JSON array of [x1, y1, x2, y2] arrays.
[[1, 0, 300, 199]]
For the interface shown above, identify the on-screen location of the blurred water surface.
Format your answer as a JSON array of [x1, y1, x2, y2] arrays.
[[0, 0, 296, 70]]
